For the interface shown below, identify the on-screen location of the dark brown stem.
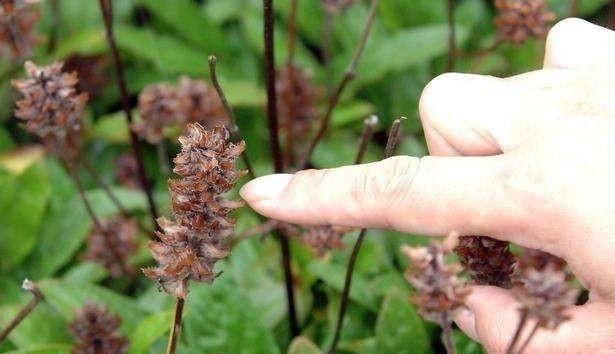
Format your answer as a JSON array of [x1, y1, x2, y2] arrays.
[[441, 313, 457, 354], [515, 322, 539, 354], [0, 280, 43, 344], [276, 230, 300, 337], [284, 0, 299, 167], [98, 0, 160, 231], [165, 297, 185, 354], [507, 309, 529, 354], [446, 0, 456, 72], [328, 118, 402, 354], [354, 115, 378, 164], [263, 0, 284, 173], [208, 55, 256, 180], [47, 0, 61, 53], [300, 0, 379, 169]]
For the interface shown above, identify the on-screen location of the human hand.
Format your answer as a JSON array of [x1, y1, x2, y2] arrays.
[[241, 18, 615, 354]]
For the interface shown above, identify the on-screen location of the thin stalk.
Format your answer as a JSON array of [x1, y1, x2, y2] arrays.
[[0, 280, 43, 343], [515, 322, 539, 354], [441, 313, 457, 354], [165, 297, 185, 354], [328, 118, 402, 354], [446, 0, 456, 72], [284, 0, 299, 167], [156, 140, 170, 176], [354, 115, 378, 164], [47, 0, 61, 53], [208, 55, 256, 179], [300, 0, 379, 169], [263, 0, 300, 338], [80, 158, 129, 218], [506, 309, 529, 354], [98, 0, 160, 231]]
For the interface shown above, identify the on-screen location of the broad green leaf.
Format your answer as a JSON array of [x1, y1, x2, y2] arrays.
[[38, 279, 147, 332], [52, 29, 106, 58], [0, 126, 15, 152], [0, 162, 51, 271], [375, 291, 432, 354], [3, 343, 72, 354], [0, 302, 71, 348], [204, 0, 243, 24], [224, 81, 267, 107], [288, 336, 323, 354], [62, 262, 108, 284], [91, 110, 130, 143], [128, 310, 173, 354], [379, 0, 446, 29], [331, 101, 375, 127]]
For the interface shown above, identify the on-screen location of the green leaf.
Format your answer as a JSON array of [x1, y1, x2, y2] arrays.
[[52, 29, 106, 58], [90, 111, 130, 143], [375, 291, 432, 354], [0, 302, 71, 348], [128, 310, 173, 354], [288, 337, 323, 354], [2, 343, 72, 354], [379, 0, 446, 29], [331, 101, 375, 127], [0, 126, 15, 152], [38, 279, 147, 332], [0, 162, 51, 271], [62, 262, 109, 284]]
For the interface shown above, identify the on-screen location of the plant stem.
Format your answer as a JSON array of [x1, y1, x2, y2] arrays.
[[284, 0, 299, 167], [354, 115, 378, 164], [166, 297, 185, 354], [441, 313, 457, 354], [208, 55, 256, 179], [80, 158, 129, 218], [47, 0, 61, 53], [277, 230, 300, 337], [98, 0, 160, 231], [0, 280, 43, 344], [507, 309, 529, 354], [446, 0, 456, 72], [515, 322, 539, 354], [300, 0, 379, 169], [328, 118, 402, 354]]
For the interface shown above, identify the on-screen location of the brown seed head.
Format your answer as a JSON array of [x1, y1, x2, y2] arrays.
[[494, 0, 555, 44], [276, 65, 321, 142], [0, 0, 40, 59], [402, 233, 469, 324], [134, 83, 179, 144], [301, 225, 349, 257], [455, 235, 516, 288], [83, 216, 139, 278], [176, 76, 228, 127], [12, 61, 88, 162], [512, 249, 579, 330], [70, 302, 128, 354]]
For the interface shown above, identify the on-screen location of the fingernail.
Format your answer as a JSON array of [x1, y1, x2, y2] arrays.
[[239, 174, 293, 202]]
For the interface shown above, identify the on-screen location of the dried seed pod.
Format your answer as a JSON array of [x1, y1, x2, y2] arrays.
[[83, 216, 138, 278], [402, 233, 469, 325], [276, 65, 320, 142], [176, 76, 228, 127], [134, 83, 180, 144], [495, 0, 555, 44], [144, 123, 245, 298], [321, 0, 356, 13], [512, 249, 579, 330], [115, 152, 139, 189], [12, 61, 88, 162], [301, 226, 349, 257], [455, 235, 516, 287], [0, 0, 40, 59], [70, 302, 128, 354]]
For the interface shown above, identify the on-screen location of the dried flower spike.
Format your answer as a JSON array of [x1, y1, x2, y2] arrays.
[[402, 233, 469, 325], [70, 302, 128, 354], [321, 0, 356, 13], [83, 216, 138, 278], [301, 225, 349, 257], [495, 0, 555, 44], [0, 0, 40, 59], [12, 61, 88, 162], [455, 235, 516, 288], [512, 249, 579, 330], [276, 65, 321, 142], [134, 83, 180, 144], [176, 76, 228, 128], [144, 123, 245, 298]]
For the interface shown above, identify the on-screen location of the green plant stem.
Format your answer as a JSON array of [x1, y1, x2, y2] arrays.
[[98, 0, 160, 232], [0, 280, 43, 344], [166, 297, 185, 354], [300, 0, 379, 169], [208, 55, 256, 179], [446, 0, 456, 72], [47, 0, 61, 53]]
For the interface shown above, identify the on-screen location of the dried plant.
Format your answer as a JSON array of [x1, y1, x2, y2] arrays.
[[455, 235, 516, 288], [321, 0, 356, 13], [143, 124, 245, 299], [70, 302, 128, 354], [176, 76, 228, 127], [115, 152, 140, 189], [133, 83, 180, 144], [301, 225, 350, 257], [0, 0, 40, 59], [494, 0, 555, 44], [83, 216, 138, 278], [12, 61, 88, 163]]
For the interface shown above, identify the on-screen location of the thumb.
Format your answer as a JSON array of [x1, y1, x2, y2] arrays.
[[240, 155, 517, 237]]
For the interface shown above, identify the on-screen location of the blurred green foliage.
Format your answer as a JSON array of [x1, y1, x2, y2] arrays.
[[0, 0, 610, 353]]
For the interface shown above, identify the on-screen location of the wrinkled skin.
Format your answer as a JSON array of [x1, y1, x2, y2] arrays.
[[241, 19, 615, 354]]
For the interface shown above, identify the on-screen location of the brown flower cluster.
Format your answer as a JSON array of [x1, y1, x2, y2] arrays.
[[12, 61, 88, 162], [134, 76, 228, 144], [115, 152, 139, 189], [143, 123, 245, 298], [321, 0, 356, 13], [276, 65, 321, 142], [495, 0, 555, 44], [70, 302, 129, 354], [301, 226, 350, 256], [512, 249, 579, 330], [402, 233, 469, 324], [0, 0, 39, 59], [83, 216, 138, 278], [455, 235, 516, 288]]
